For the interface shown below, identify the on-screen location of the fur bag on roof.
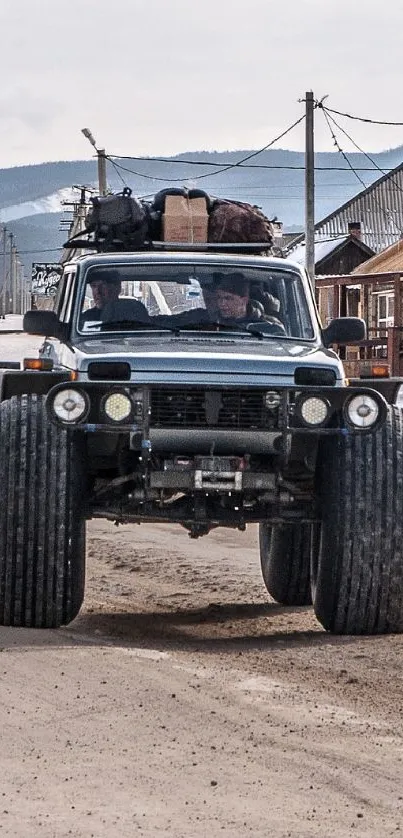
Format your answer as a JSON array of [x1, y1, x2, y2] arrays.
[[208, 198, 274, 249]]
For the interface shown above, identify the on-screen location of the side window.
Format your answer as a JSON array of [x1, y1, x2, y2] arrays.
[[53, 273, 68, 316], [289, 278, 315, 339], [56, 272, 76, 322]]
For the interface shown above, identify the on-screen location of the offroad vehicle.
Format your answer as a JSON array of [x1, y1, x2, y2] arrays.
[[2, 246, 403, 634]]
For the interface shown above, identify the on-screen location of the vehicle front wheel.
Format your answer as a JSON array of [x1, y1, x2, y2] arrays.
[[312, 406, 403, 634], [259, 523, 312, 605], [0, 395, 87, 628]]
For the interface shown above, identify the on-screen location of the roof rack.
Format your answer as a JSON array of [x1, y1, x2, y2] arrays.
[[148, 242, 272, 252], [63, 234, 273, 255]]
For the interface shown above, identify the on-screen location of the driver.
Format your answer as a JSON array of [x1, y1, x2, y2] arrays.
[[80, 271, 122, 324], [212, 272, 285, 333], [214, 273, 249, 319]]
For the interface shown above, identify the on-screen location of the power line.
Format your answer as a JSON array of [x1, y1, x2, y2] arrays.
[[322, 108, 391, 179], [320, 109, 371, 191], [322, 106, 403, 213], [0, 248, 63, 256], [320, 108, 403, 237], [210, 193, 358, 199], [193, 181, 360, 189], [106, 114, 307, 183], [107, 156, 396, 173], [322, 105, 403, 127], [107, 156, 129, 189]]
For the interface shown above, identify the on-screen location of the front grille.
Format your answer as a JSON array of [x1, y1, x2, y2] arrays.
[[150, 388, 270, 430]]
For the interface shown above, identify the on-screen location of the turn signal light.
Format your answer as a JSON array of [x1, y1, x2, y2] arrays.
[[23, 358, 53, 371], [360, 362, 390, 378]]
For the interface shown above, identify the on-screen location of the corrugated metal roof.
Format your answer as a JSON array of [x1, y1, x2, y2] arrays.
[[292, 160, 403, 253]]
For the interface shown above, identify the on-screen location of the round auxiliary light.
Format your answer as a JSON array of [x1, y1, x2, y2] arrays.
[[264, 390, 281, 409], [300, 396, 329, 426], [345, 394, 379, 429], [52, 388, 89, 424], [103, 392, 132, 422]]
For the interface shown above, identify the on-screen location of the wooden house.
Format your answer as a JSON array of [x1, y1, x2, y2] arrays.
[[289, 223, 374, 276]]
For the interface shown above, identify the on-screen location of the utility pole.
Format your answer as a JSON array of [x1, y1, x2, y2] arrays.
[[97, 149, 107, 197], [305, 91, 315, 292], [0, 226, 6, 318], [16, 260, 23, 314], [10, 236, 16, 313], [77, 185, 91, 234], [2, 232, 8, 316], [4, 231, 11, 315], [81, 128, 107, 196]]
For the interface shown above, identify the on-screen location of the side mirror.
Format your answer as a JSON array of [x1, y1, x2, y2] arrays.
[[322, 317, 366, 348], [23, 310, 65, 339]]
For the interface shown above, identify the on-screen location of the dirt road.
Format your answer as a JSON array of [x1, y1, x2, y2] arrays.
[[1, 334, 403, 837]]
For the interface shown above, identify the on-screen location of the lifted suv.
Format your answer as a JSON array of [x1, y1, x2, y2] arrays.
[[2, 249, 403, 634]]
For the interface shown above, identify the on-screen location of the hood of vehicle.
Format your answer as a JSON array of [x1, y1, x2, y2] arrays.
[[74, 334, 344, 385]]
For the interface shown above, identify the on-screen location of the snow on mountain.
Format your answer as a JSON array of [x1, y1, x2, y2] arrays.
[[0, 187, 76, 223]]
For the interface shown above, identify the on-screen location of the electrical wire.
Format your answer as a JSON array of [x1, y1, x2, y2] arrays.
[[13, 248, 62, 255], [322, 107, 403, 215], [322, 105, 403, 127], [106, 114, 307, 183], [107, 156, 129, 189], [320, 108, 403, 237], [107, 156, 395, 173], [322, 108, 392, 179], [321, 109, 370, 190]]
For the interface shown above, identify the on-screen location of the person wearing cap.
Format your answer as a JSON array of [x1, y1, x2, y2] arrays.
[[211, 271, 286, 333], [80, 271, 122, 324]]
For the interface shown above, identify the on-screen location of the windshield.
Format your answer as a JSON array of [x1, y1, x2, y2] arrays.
[[77, 263, 315, 339]]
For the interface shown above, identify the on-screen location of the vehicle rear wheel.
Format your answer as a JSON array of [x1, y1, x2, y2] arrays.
[[259, 523, 312, 605], [0, 395, 87, 628], [312, 406, 403, 634]]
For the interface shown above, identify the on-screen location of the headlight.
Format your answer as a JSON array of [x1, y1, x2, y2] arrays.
[[299, 396, 329, 426], [103, 391, 133, 422], [345, 394, 379, 428], [264, 390, 281, 410], [52, 388, 89, 424]]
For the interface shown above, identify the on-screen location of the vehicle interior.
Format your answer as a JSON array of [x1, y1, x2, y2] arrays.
[[78, 263, 315, 339]]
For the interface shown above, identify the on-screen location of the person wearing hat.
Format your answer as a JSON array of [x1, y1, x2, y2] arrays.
[[80, 270, 123, 325], [210, 271, 286, 333]]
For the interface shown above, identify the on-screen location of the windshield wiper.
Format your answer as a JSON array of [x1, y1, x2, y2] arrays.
[[181, 320, 268, 339], [82, 317, 285, 340], [203, 320, 288, 339]]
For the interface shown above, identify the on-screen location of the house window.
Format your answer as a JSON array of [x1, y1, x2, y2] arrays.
[[376, 293, 394, 329]]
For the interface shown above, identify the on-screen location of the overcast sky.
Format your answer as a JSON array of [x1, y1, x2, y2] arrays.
[[1, 0, 403, 169]]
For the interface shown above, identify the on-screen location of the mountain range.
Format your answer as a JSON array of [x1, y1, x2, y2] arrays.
[[2, 146, 403, 274]]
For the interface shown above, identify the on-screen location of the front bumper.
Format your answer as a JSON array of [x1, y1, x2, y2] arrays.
[[45, 381, 388, 444]]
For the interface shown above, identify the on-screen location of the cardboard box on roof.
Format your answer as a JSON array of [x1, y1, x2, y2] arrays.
[[162, 194, 209, 242]]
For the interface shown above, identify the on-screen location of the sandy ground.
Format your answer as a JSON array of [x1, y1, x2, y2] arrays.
[[0, 334, 403, 837]]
